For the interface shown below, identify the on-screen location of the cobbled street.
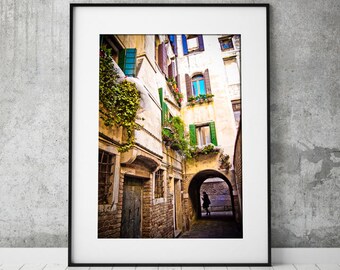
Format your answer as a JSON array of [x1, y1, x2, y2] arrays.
[[180, 211, 242, 238]]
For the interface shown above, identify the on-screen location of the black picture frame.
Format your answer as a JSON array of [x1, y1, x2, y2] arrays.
[[69, 3, 271, 267]]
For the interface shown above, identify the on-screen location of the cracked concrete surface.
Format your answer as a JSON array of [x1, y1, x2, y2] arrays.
[[0, 0, 339, 247]]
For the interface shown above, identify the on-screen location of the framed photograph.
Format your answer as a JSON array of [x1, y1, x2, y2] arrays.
[[69, 3, 270, 266]]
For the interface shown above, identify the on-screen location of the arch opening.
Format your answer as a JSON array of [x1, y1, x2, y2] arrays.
[[200, 178, 232, 216], [188, 169, 235, 219]]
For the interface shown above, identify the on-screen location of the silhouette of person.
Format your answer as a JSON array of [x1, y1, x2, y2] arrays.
[[202, 191, 211, 216]]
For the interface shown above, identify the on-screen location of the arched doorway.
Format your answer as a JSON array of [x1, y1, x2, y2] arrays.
[[188, 169, 235, 219]]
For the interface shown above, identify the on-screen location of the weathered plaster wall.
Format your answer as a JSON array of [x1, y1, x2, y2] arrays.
[[0, 0, 339, 247]]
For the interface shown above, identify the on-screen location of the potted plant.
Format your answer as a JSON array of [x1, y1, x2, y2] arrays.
[[162, 126, 174, 146], [170, 141, 181, 151], [206, 94, 214, 102]]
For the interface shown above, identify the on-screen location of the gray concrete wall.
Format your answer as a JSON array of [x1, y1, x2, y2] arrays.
[[0, 0, 339, 247]]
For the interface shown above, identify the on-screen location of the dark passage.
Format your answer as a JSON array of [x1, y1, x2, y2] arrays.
[[180, 211, 242, 238]]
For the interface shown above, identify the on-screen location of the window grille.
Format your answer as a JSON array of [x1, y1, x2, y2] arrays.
[[155, 169, 164, 199], [98, 150, 115, 204]]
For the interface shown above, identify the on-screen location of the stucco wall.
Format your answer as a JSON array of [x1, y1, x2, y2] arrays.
[[0, 0, 339, 247]]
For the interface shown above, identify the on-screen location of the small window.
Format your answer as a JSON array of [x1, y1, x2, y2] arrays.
[[98, 150, 115, 204], [219, 36, 234, 51], [196, 125, 211, 147], [224, 58, 240, 85], [232, 100, 241, 131], [182, 35, 204, 55], [187, 35, 199, 51], [100, 35, 123, 63], [192, 75, 206, 96], [155, 169, 164, 199]]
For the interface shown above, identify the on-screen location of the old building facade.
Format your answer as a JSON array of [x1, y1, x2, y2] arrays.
[[174, 34, 242, 224], [98, 34, 242, 238]]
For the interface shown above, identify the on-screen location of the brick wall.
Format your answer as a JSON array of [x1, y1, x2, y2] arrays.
[[98, 172, 124, 238], [200, 180, 232, 211]]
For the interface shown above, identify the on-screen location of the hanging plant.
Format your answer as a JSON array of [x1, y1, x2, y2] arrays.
[[186, 144, 221, 159], [99, 46, 141, 152], [219, 153, 231, 173], [167, 78, 183, 107], [162, 117, 191, 155]]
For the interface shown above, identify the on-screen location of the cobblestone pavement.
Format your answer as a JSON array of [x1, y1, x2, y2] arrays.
[[180, 211, 242, 238]]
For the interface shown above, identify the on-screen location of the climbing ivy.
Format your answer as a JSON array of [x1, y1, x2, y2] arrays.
[[99, 46, 141, 152]]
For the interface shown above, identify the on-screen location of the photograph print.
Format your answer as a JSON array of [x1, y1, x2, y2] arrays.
[[98, 34, 242, 239]]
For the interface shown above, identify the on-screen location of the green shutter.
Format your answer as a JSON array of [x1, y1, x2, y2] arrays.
[[158, 88, 163, 103], [159, 88, 169, 125], [164, 103, 169, 122], [118, 48, 136, 77], [159, 88, 164, 125], [118, 50, 125, 70], [189, 124, 197, 146], [209, 122, 218, 146]]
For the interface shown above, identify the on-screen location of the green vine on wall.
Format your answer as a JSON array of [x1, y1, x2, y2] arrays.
[[99, 46, 141, 152]]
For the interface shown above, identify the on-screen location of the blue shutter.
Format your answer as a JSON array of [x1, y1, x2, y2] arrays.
[[118, 48, 136, 77], [182, 35, 188, 55], [198, 35, 204, 51], [169, 35, 178, 56]]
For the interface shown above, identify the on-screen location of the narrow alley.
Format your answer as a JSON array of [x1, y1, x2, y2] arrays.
[[180, 212, 242, 238]]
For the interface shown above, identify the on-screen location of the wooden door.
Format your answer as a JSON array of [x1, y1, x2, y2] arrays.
[[174, 179, 183, 232], [121, 177, 142, 238]]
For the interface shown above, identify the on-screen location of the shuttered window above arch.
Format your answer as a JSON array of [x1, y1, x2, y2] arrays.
[[189, 122, 218, 147]]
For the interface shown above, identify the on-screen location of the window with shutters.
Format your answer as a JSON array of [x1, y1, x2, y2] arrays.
[[168, 60, 176, 79], [189, 122, 218, 147], [186, 70, 211, 100], [98, 150, 115, 205], [168, 35, 178, 56], [187, 35, 199, 51], [219, 36, 234, 51], [192, 75, 206, 96], [182, 35, 204, 55], [100, 35, 137, 77], [118, 48, 137, 77], [157, 41, 168, 77], [154, 169, 165, 199]]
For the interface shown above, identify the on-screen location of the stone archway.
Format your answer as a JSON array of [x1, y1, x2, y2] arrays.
[[188, 169, 236, 219]]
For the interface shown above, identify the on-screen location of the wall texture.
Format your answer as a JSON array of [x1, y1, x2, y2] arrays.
[[0, 0, 339, 247]]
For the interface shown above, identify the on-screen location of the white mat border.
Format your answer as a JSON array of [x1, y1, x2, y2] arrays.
[[0, 248, 339, 264]]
